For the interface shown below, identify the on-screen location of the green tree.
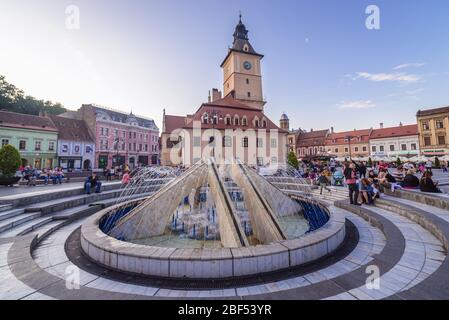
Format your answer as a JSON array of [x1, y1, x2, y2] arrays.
[[396, 157, 402, 167], [435, 157, 440, 168], [0, 145, 21, 177], [0, 74, 67, 116], [287, 151, 299, 169], [367, 157, 373, 168]]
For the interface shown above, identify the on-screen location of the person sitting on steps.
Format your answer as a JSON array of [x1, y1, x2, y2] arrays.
[[85, 172, 102, 194], [419, 171, 441, 193]]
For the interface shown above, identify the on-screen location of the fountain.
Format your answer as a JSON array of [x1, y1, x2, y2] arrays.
[[81, 158, 346, 279]]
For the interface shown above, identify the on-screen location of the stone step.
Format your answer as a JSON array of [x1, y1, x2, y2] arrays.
[[0, 208, 25, 222], [0, 204, 13, 213], [0, 182, 123, 207], [24, 187, 137, 215], [0, 212, 42, 234], [34, 220, 68, 241], [0, 217, 54, 238]]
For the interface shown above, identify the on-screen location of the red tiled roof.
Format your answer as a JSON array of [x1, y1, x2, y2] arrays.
[[297, 129, 329, 147], [0, 110, 58, 132], [326, 129, 372, 145], [164, 115, 188, 133], [203, 95, 261, 110], [370, 124, 418, 139], [49, 115, 93, 142], [163, 97, 285, 133], [417, 106, 449, 117]]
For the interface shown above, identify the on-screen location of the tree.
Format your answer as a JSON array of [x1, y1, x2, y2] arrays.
[[287, 151, 299, 169], [367, 157, 373, 168], [435, 157, 440, 169], [0, 74, 67, 116], [0, 145, 21, 177], [396, 157, 402, 167]]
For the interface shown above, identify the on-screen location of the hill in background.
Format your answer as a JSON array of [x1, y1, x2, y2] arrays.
[[0, 75, 67, 116]]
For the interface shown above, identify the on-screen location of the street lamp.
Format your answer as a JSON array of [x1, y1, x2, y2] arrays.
[[114, 137, 121, 167], [345, 135, 353, 161]]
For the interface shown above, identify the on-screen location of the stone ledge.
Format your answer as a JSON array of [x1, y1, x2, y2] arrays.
[[383, 188, 449, 211], [80, 198, 346, 279]]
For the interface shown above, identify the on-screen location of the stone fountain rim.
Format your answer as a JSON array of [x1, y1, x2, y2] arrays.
[[79, 196, 346, 279]]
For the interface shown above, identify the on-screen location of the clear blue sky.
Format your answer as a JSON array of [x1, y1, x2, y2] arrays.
[[1, 0, 448, 131]]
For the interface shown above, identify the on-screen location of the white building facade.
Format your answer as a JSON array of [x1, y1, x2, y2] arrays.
[[57, 140, 95, 171], [369, 124, 419, 160]]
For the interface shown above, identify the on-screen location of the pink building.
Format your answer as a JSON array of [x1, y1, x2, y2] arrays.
[[72, 104, 159, 169]]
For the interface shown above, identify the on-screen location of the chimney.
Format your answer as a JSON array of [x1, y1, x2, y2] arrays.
[[380, 122, 384, 129], [399, 122, 403, 126], [330, 127, 334, 134], [211, 88, 222, 102], [310, 128, 313, 132], [208, 90, 211, 103], [39, 110, 48, 117]]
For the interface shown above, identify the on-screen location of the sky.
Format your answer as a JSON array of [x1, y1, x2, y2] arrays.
[[1, 0, 449, 132]]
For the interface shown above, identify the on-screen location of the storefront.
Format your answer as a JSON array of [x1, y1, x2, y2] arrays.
[[58, 156, 83, 171], [138, 155, 149, 166], [422, 149, 449, 157], [21, 153, 57, 169], [98, 155, 108, 169]]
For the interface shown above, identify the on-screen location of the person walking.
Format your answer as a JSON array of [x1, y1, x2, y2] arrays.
[[344, 163, 360, 205], [318, 172, 331, 195]]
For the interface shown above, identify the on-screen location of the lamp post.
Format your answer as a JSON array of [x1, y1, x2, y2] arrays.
[[114, 137, 121, 168], [345, 135, 353, 161]]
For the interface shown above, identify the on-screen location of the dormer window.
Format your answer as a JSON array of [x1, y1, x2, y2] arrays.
[[202, 113, 209, 124], [243, 44, 249, 52], [242, 116, 247, 126], [234, 115, 240, 126]]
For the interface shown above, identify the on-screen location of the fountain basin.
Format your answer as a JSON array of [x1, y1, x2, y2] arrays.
[[80, 197, 346, 279]]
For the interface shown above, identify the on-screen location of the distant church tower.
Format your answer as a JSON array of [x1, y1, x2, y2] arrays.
[[280, 113, 290, 131], [220, 15, 266, 110]]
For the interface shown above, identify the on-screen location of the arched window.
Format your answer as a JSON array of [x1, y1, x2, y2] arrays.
[[253, 116, 260, 128], [242, 116, 248, 126], [234, 115, 240, 126], [225, 114, 231, 125], [262, 118, 267, 128], [202, 113, 208, 125]]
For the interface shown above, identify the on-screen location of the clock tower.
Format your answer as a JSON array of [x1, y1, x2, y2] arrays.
[[220, 15, 266, 110]]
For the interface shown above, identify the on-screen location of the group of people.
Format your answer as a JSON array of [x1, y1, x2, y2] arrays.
[[19, 166, 65, 186], [103, 164, 131, 181], [85, 164, 134, 195], [343, 162, 380, 205], [299, 158, 447, 207]]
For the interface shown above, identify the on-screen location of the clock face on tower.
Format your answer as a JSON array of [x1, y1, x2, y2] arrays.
[[243, 61, 252, 70]]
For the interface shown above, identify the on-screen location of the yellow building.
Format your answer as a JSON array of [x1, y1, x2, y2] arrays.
[[416, 106, 449, 157]]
